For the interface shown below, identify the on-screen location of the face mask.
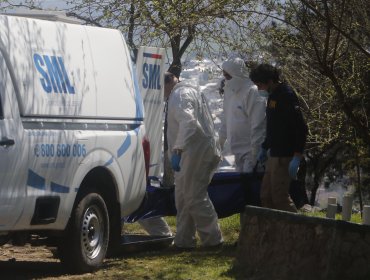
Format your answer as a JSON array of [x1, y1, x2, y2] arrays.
[[259, 90, 269, 98], [224, 78, 243, 94]]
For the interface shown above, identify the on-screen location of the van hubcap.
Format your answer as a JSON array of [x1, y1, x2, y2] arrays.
[[81, 206, 103, 259]]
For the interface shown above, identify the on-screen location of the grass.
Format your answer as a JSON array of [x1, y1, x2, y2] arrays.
[[300, 210, 363, 223], [63, 210, 365, 279], [83, 215, 243, 280]]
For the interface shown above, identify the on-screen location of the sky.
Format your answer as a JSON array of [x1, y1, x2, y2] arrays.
[[37, 0, 69, 9], [1, 0, 69, 10]]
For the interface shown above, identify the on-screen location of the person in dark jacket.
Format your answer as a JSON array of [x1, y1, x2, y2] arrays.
[[249, 64, 308, 212]]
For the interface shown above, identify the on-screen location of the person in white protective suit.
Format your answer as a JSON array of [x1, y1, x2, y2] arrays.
[[219, 57, 267, 172], [138, 216, 172, 237], [164, 72, 223, 249]]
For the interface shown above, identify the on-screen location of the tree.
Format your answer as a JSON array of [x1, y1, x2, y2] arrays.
[[62, 0, 266, 77], [253, 0, 370, 204]]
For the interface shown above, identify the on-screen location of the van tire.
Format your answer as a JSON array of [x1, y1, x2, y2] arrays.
[[58, 193, 110, 273]]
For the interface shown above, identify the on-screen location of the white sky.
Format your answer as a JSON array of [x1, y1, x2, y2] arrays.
[[36, 0, 69, 9], [1, 0, 69, 10]]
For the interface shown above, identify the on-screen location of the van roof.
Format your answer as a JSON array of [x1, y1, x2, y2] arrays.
[[3, 10, 83, 24]]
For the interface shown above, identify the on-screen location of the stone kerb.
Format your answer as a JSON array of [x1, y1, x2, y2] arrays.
[[237, 206, 370, 280]]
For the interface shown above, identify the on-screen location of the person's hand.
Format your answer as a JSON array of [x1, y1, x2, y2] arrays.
[[288, 156, 301, 180], [257, 148, 268, 164], [171, 151, 182, 172]]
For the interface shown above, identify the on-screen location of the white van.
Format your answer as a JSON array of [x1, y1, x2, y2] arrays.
[[0, 12, 148, 272]]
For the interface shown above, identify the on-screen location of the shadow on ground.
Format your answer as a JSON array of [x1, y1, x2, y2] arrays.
[[0, 260, 67, 279]]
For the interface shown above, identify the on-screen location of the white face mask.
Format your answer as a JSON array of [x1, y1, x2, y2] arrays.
[[224, 77, 244, 93], [259, 90, 269, 98]]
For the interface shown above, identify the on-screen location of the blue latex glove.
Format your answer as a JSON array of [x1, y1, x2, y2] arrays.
[[171, 153, 181, 172], [288, 156, 301, 180], [257, 148, 268, 164]]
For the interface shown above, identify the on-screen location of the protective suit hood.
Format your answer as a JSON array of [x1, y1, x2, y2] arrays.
[[222, 57, 250, 94], [222, 57, 249, 79], [172, 78, 199, 93]]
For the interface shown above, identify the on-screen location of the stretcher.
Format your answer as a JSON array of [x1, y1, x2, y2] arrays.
[[124, 171, 263, 223], [121, 171, 307, 253]]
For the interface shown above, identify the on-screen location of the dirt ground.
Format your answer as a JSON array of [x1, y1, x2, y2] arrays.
[[0, 234, 173, 280], [0, 243, 83, 279], [0, 223, 173, 279]]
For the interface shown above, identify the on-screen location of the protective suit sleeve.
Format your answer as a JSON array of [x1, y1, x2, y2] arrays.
[[219, 135, 226, 150], [218, 105, 227, 147], [171, 88, 199, 150], [244, 86, 266, 165]]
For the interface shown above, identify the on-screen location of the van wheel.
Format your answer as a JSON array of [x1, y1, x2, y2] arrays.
[[58, 193, 109, 273]]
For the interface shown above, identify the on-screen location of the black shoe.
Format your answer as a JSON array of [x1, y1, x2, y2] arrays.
[[171, 244, 195, 252]]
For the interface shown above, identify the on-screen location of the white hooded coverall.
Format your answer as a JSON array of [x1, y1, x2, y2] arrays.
[[220, 58, 266, 172], [138, 217, 172, 237], [167, 79, 223, 248]]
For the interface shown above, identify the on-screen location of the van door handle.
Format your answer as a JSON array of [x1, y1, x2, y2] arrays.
[[0, 138, 15, 146]]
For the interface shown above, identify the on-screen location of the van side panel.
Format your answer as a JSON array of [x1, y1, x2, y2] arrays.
[[12, 126, 146, 230], [0, 15, 139, 119], [0, 14, 147, 231], [0, 51, 26, 229]]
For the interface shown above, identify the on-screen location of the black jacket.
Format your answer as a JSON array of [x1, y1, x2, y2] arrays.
[[262, 83, 308, 157]]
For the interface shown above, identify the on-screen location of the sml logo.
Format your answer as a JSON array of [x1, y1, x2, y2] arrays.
[[142, 63, 161, 90], [33, 53, 75, 94]]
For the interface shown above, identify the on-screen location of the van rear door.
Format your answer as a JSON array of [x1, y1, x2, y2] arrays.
[[136, 46, 165, 178]]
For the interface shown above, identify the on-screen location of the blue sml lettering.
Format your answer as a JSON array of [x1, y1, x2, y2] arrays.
[[142, 63, 161, 90], [33, 53, 75, 94]]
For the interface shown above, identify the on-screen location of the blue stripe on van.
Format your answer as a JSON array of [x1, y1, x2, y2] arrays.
[[27, 169, 46, 190], [104, 156, 114, 167], [50, 182, 70, 193], [104, 134, 131, 166], [117, 135, 131, 158]]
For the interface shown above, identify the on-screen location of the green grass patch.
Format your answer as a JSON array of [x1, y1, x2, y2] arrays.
[[301, 210, 363, 223], [78, 210, 364, 279], [89, 215, 242, 280]]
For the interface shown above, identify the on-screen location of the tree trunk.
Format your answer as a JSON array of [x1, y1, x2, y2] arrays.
[[168, 57, 182, 78], [310, 177, 320, 206]]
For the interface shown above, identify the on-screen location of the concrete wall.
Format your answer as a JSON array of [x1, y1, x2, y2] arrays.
[[236, 206, 370, 280]]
